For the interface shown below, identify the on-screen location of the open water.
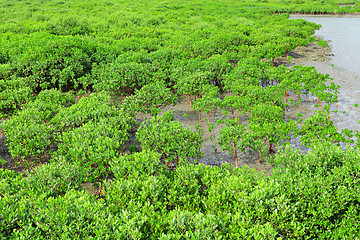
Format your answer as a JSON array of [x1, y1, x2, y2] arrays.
[[291, 15, 360, 75]]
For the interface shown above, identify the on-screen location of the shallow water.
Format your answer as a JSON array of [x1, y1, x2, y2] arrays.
[[291, 15, 360, 75], [290, 15, 360, 133]]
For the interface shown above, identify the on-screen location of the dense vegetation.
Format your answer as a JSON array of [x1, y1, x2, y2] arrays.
[[1, 0, 360, 238]]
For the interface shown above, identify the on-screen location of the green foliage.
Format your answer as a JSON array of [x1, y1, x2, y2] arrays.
[[46, 16, 92, 36], [224, 58, 269, 88], [92, 59, 155, 94], [0, 33, 103, 91], [159, 210, 225, 239], [218, 118, 249, 166], [136, 111, 204, 164], [50, 92, 118, 131], [0, 0, 337, 99], [106, 157, 286, 238], [2, 89, 74, 158], [27, 88, 75, 117], [90, 49, 175, 94], [0, 169, 30, 238], [193, 85, 222, 114], [249, 103, 284, 126], [3, 142, 360, 238], [55, 117, 132, 182], [318, 38, 330, 56], [12, 190, 121, 239], [111, 151, 164, 180], [269, 64, 339, 107], [300, 110, 349, 147], [271, 142, 360, 238], [3, 119, 53, 158], [318, 39, 329, 48], [26, 158, 85, 198], [0, 77, 34, 117], [1, 0, 359, 239], [176, 71, 211, 106], [248, 103, 288, 159], [126, 81, 176, 116], [128, 144, 140, 154]]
